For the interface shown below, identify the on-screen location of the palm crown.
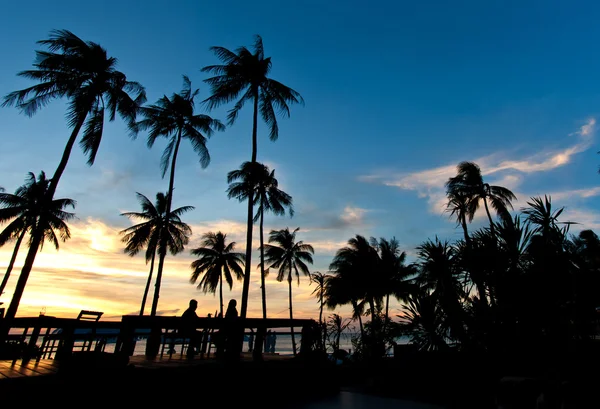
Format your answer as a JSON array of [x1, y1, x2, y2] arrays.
[[2, 29, 147, 166], [0, 171, 76, 250], [120, 192, 193, 260], [134, 75, 225, 177], [202, 35, 304, 145], [190, 231, 245, 317]]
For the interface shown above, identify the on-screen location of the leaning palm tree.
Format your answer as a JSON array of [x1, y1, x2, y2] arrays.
[[0, 171, 75, 303], [445, 161, 516, 237], [262, 227, 314, 355], [119, 192, 194, 315], [226, 161, 293, 319], [0, 178, 39, 296], [133, 75, 224, 316], [202, 35, 304, 319], [445, 190, 472, 244], [1, 29, 146, 320], [189, 231, 245, 317]]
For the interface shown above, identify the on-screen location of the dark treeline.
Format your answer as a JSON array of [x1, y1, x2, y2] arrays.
[[314, 161, 599, 363]]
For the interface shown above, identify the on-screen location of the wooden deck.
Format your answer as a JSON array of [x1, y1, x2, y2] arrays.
[[0, 358, 60, 379], [0, 351, 291, 380]]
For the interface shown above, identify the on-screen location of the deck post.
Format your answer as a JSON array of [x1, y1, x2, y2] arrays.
[[116, 316, 136, 357], [252, 323, 265, 362], [55, 320, 75, 361], [145, 322, 161, 359], [21, 317, 42, 363]]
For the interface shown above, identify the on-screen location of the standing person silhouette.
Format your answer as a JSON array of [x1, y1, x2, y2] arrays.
[[223, 299, 239, 362]]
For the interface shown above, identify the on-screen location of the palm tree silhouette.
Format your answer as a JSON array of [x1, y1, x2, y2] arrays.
[[202, 35, 304, 319], [262, 227, 313, 355], [373, 237, 415, 333], [445, 190, 472, 244], [445, 161, 516, 237], [309, 271, 329, 349], [1, 29, 145, 320], [330, 235, 382, 327], [133, 75, 224, 316], [415, 237, 466, 343], [119, 192, 194, 315], [0, 171, 75, 300], [189, 231, 245, 317], [226, 161, 293, 319]]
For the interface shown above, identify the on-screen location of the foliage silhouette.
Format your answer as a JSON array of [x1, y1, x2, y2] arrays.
[[133, 75, 223, 316], [120, 192, 193, 315], [1, 29, 145, 320], [227, 161, 293, 319], [189, 231, 245, 317], [262, 227, 313, 355], [0, 171, 75, 301], [202, 35, 304, 319]]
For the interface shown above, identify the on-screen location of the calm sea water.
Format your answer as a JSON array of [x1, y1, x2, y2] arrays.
[[14, 329, 410, 357], [106, 332, 410, 357]]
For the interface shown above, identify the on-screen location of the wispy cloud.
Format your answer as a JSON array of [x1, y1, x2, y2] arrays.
[[361, 118, 596, 216]]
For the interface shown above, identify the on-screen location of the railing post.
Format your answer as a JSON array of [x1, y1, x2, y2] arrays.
[[22, 316, 42, 363], [145, 318, 161, 359], [253, 321, 265, 362], [116, 316, 136, 357], [56, 320, 75, 361]]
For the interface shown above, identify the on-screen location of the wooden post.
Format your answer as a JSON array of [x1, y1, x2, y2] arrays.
[[253, 323, 265, 362], [22, 317, 42, 363], [56, 320, 75, 361], [116, 316, 136, 357]]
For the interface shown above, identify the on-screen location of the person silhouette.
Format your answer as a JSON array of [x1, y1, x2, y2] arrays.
[[180, 299, 201, 358], [223, 299, 239, 362], [248, 328, 255, 352]]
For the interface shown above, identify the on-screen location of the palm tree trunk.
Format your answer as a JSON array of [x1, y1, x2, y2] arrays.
[[0, 230, 26, 297], [288, 274, 297, 356], [150, 129, 182, 317], [239, 91, 259, 320], [219, 272, 224, 317], [384, 293, 390, 335], [352, 300, 365, 340], [461, 216, 470, 244], [259, 208, 267, 319], [319, 292, 325, 349], [483, 196, 496, 237], [139, 251, 156, 315], [4, 116, 86, 322], [4, 228, 43, 321]]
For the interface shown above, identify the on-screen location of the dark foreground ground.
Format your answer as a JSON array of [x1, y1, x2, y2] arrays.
[[1, 345, 599, 409]]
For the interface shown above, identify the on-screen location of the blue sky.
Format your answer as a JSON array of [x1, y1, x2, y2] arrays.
[[1, 0, 600, 319]]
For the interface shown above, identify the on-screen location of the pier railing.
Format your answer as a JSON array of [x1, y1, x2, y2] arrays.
[[0, 315, 319, 364]]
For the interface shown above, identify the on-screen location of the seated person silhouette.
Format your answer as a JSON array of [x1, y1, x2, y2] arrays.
[[180, 299, 202, 357]]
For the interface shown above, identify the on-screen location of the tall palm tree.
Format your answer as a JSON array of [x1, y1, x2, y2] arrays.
[[0, 171, 75, 301], [445, 161, 517, 237], [309, 271, 329, 349], [119, 192, 194, 315], [1, 29, 146, 320], [133, 75, 224, 316], [330, 235, 383, 326], [202, 35, 304, 319], [415, 237, 466, 343], [226, 161, 293, 319], [263, 227, 314, 355], [189, 231, 245, 317], [373, 237, 415, 333], [445, 190, 472, 244]]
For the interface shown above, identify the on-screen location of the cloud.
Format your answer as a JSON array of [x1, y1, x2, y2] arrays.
[[361, 118, 596, 216]]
